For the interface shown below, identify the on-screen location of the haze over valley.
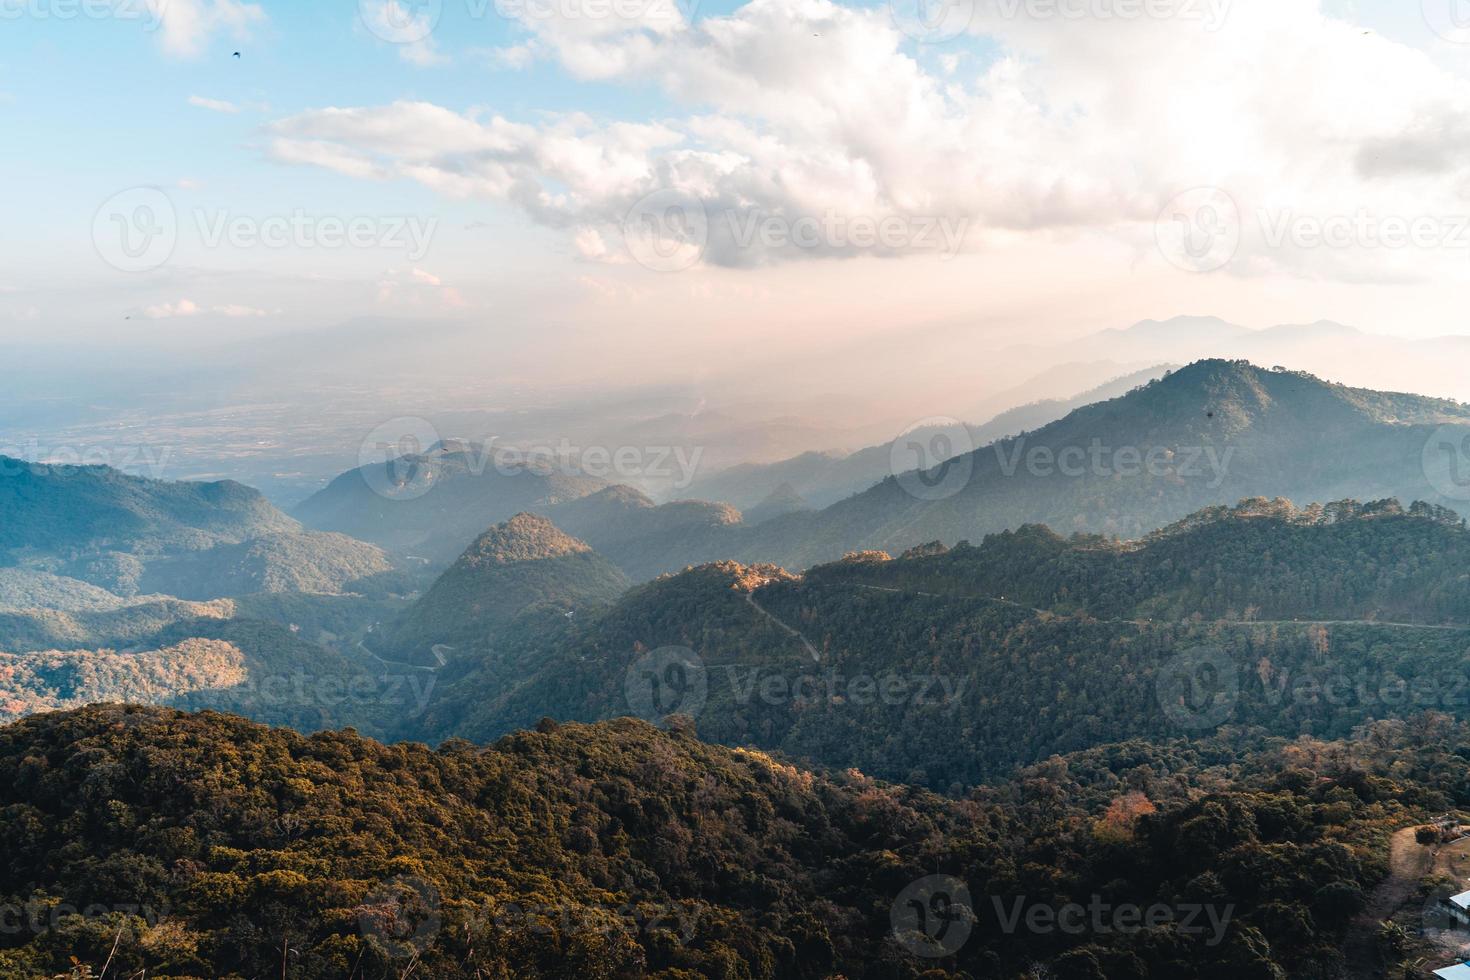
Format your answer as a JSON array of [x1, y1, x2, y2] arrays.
[[12, 1, 1470, 977]]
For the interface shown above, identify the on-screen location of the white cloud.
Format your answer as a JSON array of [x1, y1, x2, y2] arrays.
[[487, 43, 540, 70], [189, 95, 241, 114], [360, 1, 450, 66], [144, 299, 202, 319], [574, 227, 621, 262], [146, 0, 267, 59], [143, 299, 273, 319], [266, 0, 1470, 279], [213, 304, 273, 317], [376, 268, 465, 308], [400, 42, 448, 67]]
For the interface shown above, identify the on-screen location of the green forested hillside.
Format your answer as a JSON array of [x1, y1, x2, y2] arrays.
[[136, 531, 400, 600], [807, 496, 1470, 624], [293, 444, 608, 563], [545, 488, 744, 582], [375, 513, 630, 664], [0, 458, 296, 556], [3, 704, 1461, 979], [0, 459, 408, 603], [0, 570, 147, 613], [419, 500, 1470, 790]]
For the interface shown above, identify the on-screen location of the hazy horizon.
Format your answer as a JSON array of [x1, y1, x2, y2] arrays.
[[9, 1, 1470, 416]]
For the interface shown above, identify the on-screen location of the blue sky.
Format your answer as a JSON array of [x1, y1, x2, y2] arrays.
[[4, 0, 1470, 409]]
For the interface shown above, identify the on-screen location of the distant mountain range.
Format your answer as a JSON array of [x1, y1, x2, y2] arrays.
[[508, 360, 1470, 579], [715, 358, 1470, 572], [285, 360, 1470, 582], [293, 442, 608, 563], [1013, 314, 1470, 404], [0, 458, 403, 600], [683, 364, 1174, 511]]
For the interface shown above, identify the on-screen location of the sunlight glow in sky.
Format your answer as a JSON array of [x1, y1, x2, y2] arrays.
[[4, 0, 1470, 393]]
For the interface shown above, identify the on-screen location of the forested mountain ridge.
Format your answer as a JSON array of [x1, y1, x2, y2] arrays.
[[808, 496, 1470, 624], [293, 442, 609, 563], [375, 513, 630, 664], [418, 499, 1470, 790], [277, 362, 1470, 583], [0, 458, 295, 555], [681, 365, 1175, 510], [0, 458, 406, 601], [4, 703, 1463, 979], [728, 359, 1470, 572]]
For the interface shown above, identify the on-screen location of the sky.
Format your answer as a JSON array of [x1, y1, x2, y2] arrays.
[[4, 0, 1470, 403]]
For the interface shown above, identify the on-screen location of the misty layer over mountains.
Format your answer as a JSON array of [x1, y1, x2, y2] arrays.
[[10, 315, 1470, 508]]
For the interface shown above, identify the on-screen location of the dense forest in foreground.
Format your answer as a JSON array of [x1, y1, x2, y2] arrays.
[[5, 704, 1470, 979]]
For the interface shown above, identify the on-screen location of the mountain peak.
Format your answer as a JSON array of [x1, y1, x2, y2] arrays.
[[458, 513, 593, 567], [1102, 316, 1247, 342]]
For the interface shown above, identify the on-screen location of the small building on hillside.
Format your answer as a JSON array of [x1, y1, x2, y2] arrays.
[[1443, 892, 1470, 927]]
